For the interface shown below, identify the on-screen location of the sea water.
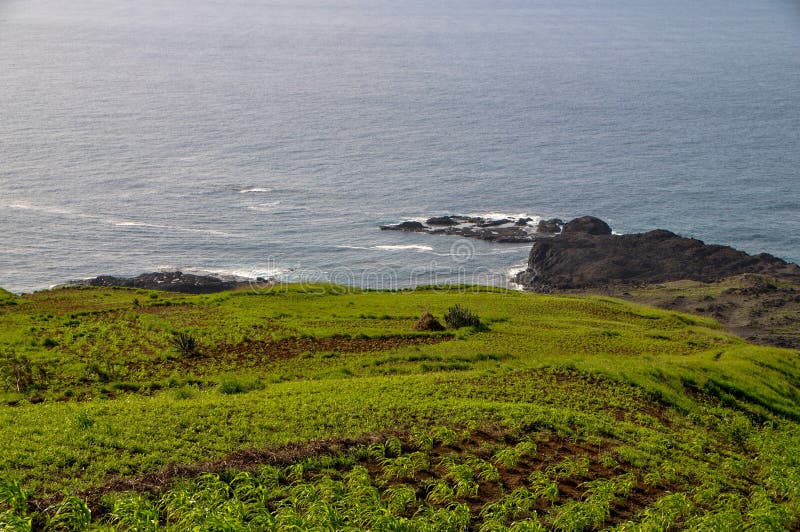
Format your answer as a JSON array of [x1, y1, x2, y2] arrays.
[[1, 0, 799, 293]]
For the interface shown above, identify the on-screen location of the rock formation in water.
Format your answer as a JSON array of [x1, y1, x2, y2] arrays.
[[380, 215, 546, 243]]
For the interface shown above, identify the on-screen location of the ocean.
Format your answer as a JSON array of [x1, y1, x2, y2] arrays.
[[1, 0, 799, 293]]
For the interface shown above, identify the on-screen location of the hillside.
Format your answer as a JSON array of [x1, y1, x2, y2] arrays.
[[1, 284, 799, 530]]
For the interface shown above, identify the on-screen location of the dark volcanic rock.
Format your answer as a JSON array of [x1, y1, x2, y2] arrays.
[[74, 271, 247, 294], [562, 216, 612, 235], [476, 218, 513, 228], [426, 216, 461, 226], [379, 215, 539, 243], [380, 221, 427, 232], [516, 218, 800, 291], [536, 218, 564, 234]]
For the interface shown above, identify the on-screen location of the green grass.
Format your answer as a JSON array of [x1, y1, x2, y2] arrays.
[[1, 283, 800, 529]]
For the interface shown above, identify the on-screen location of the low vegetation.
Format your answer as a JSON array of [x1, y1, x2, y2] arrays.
[[0, 282, 799, 530]]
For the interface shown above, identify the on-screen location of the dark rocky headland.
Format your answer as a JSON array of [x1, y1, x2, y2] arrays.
[[514, 216, 800, 349], [514, 216, 800, 291]]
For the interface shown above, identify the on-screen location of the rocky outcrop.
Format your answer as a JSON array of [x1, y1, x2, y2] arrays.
[[380, 215, 541, 243], [384, 221, 427, 232], [562, 216, 611, 236], [516, 217, 800, 291], [68, 271, 256, 294], [536, 218, 563, 234]]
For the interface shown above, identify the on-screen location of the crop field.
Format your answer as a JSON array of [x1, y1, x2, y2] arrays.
[[1, 283, 799, 530]]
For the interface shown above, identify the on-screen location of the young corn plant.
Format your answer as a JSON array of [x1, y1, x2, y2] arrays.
[[467, 457, 501, 483], [0, 478, 30, 515], [431, 426, 461, 447], [546, 456, 591, 481], [445, 462, 480, 499], [0, 478, 31, 531], [480, 487, 535, 524], [493, 447, 522, 469], [45, 496, 92, 532], [635, 492, 693, 529], [507, 516, 547, 531], [381, 451, 429, 480], [105, 492, 160, 531], [425, 480, 456, 506], [529, 471, 560, 505], [382, 484, 417, 514], [416, 502, 471, 530], [384, 436, 404, 458]]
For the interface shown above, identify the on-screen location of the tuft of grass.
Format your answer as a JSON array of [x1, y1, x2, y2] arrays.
[[169, 331, 200, 357], [444, 304, 482, 329]]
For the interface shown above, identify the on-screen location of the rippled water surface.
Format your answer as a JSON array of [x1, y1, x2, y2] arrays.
[[1, 0, 799, 292]]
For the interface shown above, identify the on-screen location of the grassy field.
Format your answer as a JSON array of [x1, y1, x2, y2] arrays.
[[1, 283, 799, 530]]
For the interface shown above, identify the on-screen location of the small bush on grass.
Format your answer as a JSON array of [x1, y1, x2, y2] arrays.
[[218, 377, 264, 395], [444, 305, 482, 329], [169, 331, 200, 357]]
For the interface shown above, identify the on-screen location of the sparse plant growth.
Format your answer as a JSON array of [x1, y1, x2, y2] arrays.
[[0, 350, 50, 393]]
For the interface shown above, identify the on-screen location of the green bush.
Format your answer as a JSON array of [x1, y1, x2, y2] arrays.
[[443, 304, 482, 329], [169, 331, 200, 357]]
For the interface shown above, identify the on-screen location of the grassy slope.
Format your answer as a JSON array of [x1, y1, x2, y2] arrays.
[[1, 284, 799, 530]]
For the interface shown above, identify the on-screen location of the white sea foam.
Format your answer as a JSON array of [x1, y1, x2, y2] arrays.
[[239, 187, 272, 194], [469, 212, 542, 224], [337, 244, 434, 252], [505, 263, 528, 291], [247, 201, 282, 211], [112, 221, 166, 228], [110, 220, 237, 237], [373, 244, 434, 251], [8, 202, 79, 216]]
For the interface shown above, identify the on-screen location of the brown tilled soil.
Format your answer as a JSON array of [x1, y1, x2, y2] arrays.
[[136, 333, 453, 376]]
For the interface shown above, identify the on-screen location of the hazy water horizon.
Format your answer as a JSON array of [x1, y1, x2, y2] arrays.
[[1, 0, 799, 293]]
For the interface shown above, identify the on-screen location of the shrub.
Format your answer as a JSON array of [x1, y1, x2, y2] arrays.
[[218, 377, 263, 395], [169, 331, 200, 357], [218, 378, 247, 395], [444, 305, 482, 329], [42, 337, 59, 348]]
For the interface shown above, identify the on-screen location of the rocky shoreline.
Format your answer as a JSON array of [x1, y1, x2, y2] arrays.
[[61, 271, 270, 294], [381, 214, 800, 349], [45, 215, 800, 348]]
